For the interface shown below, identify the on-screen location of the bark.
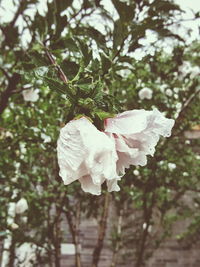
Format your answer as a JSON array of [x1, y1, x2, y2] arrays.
[[0, 73, 21, 115], [54, 205, 62, 267], [135, 192, 155, 267], [135, 219, 150, 267], [65, 201, 82, 267], [91, 193, 111, 267], [110, 209, 123, 267]]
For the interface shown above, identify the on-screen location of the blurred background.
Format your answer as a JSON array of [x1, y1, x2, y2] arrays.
[[0, 0, 200, 266]]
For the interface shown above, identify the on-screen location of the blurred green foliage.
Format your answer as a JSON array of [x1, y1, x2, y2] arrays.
[[0, 0, 200, 266]]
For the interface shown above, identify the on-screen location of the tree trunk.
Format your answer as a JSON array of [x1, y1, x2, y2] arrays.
[[65, 201, 82, 267], [91, 193, 111, 267], [110, 209, 123, 267]]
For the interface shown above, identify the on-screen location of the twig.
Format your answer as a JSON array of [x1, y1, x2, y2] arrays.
[[43, 45, 68, 83], [110, 208, 124, 267], [179, 88, 200, 116], [65, 199, 82, 267]]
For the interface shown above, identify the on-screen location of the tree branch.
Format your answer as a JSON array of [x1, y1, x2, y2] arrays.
[[0, 73, 21, 115], [0, 67, 11, 81], [91, 193, 111, 267], [43, 44, 68, 83]]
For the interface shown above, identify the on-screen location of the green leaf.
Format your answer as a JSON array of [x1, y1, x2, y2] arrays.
[[28, 50, 49, 67], [61, 60, 79, 80], [112, 0, 135, 22], [51, 37, 79, 52], [33, 12, 48, 37], [93, 111, 115, 120], [155, 0, 182, 12], [101, 54, 112, 74], [77, 40, 92, 66], [43, 76, 74, 102], [55, 0, 73, 12], [113, 19, 127, 50], [85, 27, 106, 49], [3, 25, 19, 48], [78, 98, 95, 109]]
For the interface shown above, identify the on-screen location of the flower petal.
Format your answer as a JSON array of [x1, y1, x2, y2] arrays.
[[105, 109, 174, 174], [105, 109, 148, 135], [57, 117, 120, 194], [79, 175, 101, 195]]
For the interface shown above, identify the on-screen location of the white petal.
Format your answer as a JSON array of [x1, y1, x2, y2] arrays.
[[79, 175, 101, 195], [138, 88, 153, 100], [22, 89, 39, 102], [107, 179, 120, 192], [15, 198, 28, 214], [57, 117, 120, 195], [105, 109, 174, 173], [105, 110, 148, 135]]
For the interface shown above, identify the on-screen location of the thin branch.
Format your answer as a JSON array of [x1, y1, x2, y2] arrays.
[[43, 44, 68, 83], [135, 192, 155, 267], [179, 88, 200, 116], [65, 199, 82, 267], [0, 67, 11, 81], [110, 208, 124, 267], [91, 193, 111, 267]]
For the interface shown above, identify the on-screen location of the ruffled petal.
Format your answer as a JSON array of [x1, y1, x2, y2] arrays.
[[105, 109, 148, 135], [79, 175, 101, 195], [107, 179, 120, 192], [57, 117, 120, 195], [105, 109, 174, 174], [57, 118, 88, 185]]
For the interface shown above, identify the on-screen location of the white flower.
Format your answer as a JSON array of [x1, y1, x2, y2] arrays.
[[5, 131, 13, 138], [165, 89, 173, 97], [15, 243, 38, 267], [160, 84, 168, 93], [21, 216, 28, 224], [7, 203, 16, 217], [178, 61, 200, 79], [11, 177, 18, 183], [133, 169, 139, 176], [10, 223, 19, 230], [178, 61, 191, 75], [5, 186, 10, 192], [168, 163, 176, 170], [190, 66, 200, 79], [104, 109, 174, 175], [143, 222, 147, 229], [11, 189, 19, 199], [57, 117, 120, 195], [138, 88, 153, 100], [41, 133, 51, 143], [22, 89, 39, 102], [19, 143, 26, 154], [176, 103, 182, 110], [15, 198, 28, 214]]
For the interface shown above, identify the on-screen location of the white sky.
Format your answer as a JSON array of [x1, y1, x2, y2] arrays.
[[0, 0, 199, 55]]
